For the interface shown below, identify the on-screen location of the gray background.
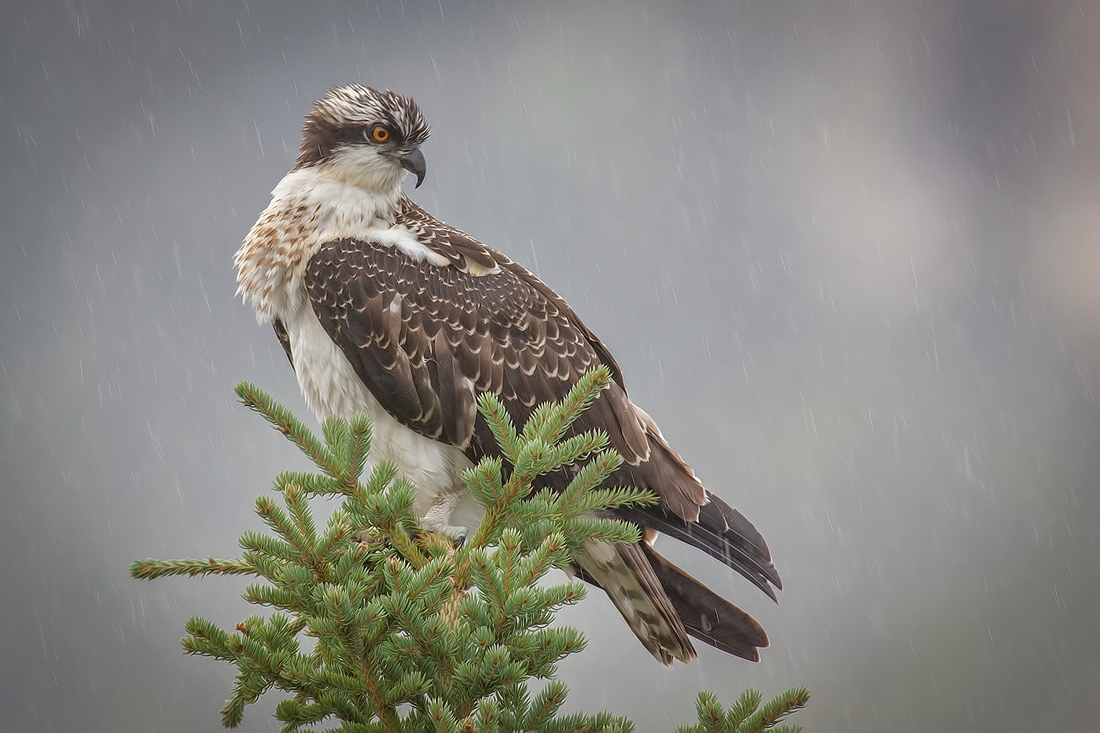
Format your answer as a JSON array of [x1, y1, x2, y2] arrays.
[[3, 1, 1098, 731]]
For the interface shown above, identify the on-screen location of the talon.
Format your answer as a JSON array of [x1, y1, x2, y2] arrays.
[[424, 524, 467, 546]]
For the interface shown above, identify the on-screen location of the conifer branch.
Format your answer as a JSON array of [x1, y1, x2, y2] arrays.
[[132, 372, 808, 731], [676, 686, 811, 733], [129, 557, 256, 579], [235, 381, 341, 477]]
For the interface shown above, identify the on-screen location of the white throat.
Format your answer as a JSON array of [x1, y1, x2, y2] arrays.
[[317, 145, 408, 193]]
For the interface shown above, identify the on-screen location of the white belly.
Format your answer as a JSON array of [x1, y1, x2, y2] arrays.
[[283, 300, 484, 534]]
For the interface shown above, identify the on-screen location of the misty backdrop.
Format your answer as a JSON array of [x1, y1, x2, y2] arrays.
[[2, 1, 1098, 731]]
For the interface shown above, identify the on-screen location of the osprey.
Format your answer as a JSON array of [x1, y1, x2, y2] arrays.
[[235, 84, 781, 664]]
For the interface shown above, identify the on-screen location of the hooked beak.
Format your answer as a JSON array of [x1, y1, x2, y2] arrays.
[[396, 146, 426, 188]]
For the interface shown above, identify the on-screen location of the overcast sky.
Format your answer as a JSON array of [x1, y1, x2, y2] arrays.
[[2, 1, 1098, 731]]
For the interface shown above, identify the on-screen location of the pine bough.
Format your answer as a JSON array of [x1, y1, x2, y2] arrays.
[[131, 366, 808, 732]]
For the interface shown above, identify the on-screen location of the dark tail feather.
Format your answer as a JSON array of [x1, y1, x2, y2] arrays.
[[700, 494, 783, 589], [619, 493, 782, 601], [643, 545, 768, 662]]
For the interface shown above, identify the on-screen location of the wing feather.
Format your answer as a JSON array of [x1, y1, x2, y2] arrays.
[[304, 230, 610, 451]]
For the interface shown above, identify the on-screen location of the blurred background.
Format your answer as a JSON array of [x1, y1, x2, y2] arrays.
[[2, 1, 1098, 730]]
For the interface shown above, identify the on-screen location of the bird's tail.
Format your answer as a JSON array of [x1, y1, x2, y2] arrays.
[[642, 544, 769, 661], [618, 408, 783, 600], [618, 489, 783, 600], [572, 540, 697, 665], [572, 540, 771, 664]]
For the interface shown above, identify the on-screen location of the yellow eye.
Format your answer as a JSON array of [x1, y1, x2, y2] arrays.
[[371, 126, 390, 142]]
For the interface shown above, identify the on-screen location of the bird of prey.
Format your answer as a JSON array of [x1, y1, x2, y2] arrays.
[[235, 84, 781, 664]]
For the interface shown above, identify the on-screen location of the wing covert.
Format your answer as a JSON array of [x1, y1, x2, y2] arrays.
[[303, 233, 610, 455]]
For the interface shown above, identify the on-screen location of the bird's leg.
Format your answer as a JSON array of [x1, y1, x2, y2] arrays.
[[419, 484, 469, 545]]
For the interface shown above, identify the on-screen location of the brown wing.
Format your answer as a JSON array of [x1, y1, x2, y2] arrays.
[[303, 231, 651, 469], [303, 213, 778, 568]]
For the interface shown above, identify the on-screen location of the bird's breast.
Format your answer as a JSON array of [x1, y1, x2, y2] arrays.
[[283, 300, 475, 515]]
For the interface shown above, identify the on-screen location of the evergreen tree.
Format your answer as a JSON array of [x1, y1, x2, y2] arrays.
[[131, 366, 808, 732]]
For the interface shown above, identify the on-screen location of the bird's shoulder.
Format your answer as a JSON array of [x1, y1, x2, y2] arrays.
[[411, 197, 625, 355], [393, 195, 503, 277]]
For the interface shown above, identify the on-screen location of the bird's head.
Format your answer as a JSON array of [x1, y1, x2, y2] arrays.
[[296, 84, 430, 193]]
